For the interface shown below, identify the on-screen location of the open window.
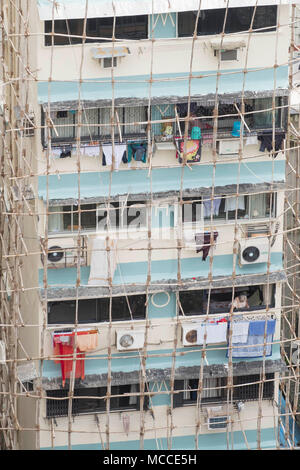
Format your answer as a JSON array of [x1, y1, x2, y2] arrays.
[[173, 373, 274, 408], [47, 294, 147, 325], [179, 284, 275, 316], [96, 200, 147, 232], [46, 383, 148, 418], [48, 204, 97, 233]]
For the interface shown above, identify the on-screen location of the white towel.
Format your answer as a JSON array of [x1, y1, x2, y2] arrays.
[[196, 322, 227, 345], [245, 136, 258, 146], [84, 145, 100, 157], [88, 237, 117, 286], [103, 143, 127, 169], [231, 321, 250, 344]]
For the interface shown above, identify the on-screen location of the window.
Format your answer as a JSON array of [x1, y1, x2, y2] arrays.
[[181, 197, 203, 224], [45, 15, 148, 46], [178, 6, 277, 37], [232, 374, 274, 401], [48, 106, 146, 142], [173, 373, 274, 408], [181, 192, 276, 223], [179, 284, 275, 316], [46, 383, 148, 418], [47, 294, 146, 325], [48, 204, 97, 233], [103, 57, 117, 68], [96, 200, 147, 231]]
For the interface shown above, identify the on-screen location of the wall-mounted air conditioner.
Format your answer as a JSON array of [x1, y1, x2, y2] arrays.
[[207, 415, 228, 430], [91, 46, 130, 69], [116, 329, 145, 351], [182, 323, 199, 346], [205, 405, 233, 430], [210, 39, 245, 63], [47, 238, 83, 266], [239, 237, 269, 266], [217, 139, 240, 156]]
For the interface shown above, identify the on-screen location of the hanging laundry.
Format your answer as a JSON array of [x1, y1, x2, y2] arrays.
[[203, 197, 222, 218], [195, 231, 218, 261], [83, 144, 100, 157], [53, 333, 85, 387], [59, 146, 72, 158], [175, 138, 202, 163], [196, 321, 228, 345], [102, 143, 127, 169], [88, 237, 117, 286], [75, 330, 99, 352], [227, 318, 275, 358], [127, 141, 148, 163], [225, 195, 245, 212], [245, 135, 258, 146], [257, 131, 285, 158], [231, 321, 250, 344]]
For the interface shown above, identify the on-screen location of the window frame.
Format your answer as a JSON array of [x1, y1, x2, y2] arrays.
[[177, 6, 277, 38], [173, 373, 274, 408], [46, 383, 149, 418], [47, 294, 147, 325]]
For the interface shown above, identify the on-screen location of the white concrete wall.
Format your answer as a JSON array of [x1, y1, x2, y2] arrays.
[[38, 399, 278, 449], [35, 6, 290, 82]]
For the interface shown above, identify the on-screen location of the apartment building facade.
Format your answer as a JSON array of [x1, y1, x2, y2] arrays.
[[2, 0, 293, 450]]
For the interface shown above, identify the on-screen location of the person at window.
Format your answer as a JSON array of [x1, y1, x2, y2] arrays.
[[230, 294, 249, 312]]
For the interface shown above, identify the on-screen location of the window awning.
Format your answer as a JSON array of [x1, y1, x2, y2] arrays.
[[38, 65, 289, 109], [210, 38, 246, 50], [37, 0, 293, 21], [91, 46, 130, 59]]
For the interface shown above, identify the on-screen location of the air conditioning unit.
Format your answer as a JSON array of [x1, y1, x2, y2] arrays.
[[205, 405, 233, 430], [116, 330, 145, 351], [239, 237, 269, 266], [47, 238, 84, 267], [0, 340, 6, 365], [182, 323, 200, 346], [217, 139, 240, 156], [207, 415, 228, 430]]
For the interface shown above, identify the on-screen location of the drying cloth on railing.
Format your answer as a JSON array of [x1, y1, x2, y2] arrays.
[[196, 321, 228, 345], [231, 321, 250, 344], [228, 333, 273, 358], [102, 143, 127, 169], [203, 197, 222, 218], [53, 333, 85, 387], [195, 231, 218, 261], [127, 141, 147, 163], [75, 330, 99, 352], [175, 138, 202, 163], [88, 237, 117, 286], [83, 145, 100, 157], [248, 319, 276, 336], [257, 131, 285, 158]]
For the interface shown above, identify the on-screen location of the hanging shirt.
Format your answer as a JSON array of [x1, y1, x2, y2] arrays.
[[195, 231, 218, 261]]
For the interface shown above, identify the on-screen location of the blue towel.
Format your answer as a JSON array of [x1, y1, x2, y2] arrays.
[[248, 319, 276, 336], [228, 333, 273, 358]]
